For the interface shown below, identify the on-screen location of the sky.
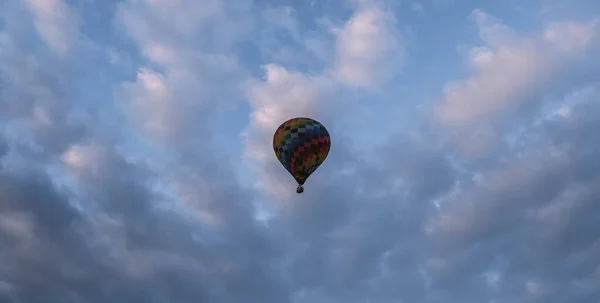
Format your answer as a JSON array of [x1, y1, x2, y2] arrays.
[[0, 0, 599, 302]]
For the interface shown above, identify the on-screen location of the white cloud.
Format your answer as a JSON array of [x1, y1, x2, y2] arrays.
[[120, 68, 181, 140], [22, 0, 81, 56], [436, 9, 599, 126], [332, 6, 404, 89], [116, 0, 251, 146], [116, 0, 254, 53], [557, 106, 571, 118]]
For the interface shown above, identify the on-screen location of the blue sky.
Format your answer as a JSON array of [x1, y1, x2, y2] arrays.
[[1, 0, 600, 302]]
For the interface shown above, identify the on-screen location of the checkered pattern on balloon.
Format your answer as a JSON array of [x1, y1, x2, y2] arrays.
[[273, 117, 331, 193]]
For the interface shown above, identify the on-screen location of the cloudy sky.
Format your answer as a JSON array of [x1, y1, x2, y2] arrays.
[[0, 0, 599, 302]]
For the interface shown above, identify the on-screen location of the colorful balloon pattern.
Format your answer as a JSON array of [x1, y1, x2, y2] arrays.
[[273, 117, 331, 193]]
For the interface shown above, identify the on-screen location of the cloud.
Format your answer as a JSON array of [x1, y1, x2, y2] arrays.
[[425, 86, 600, 302], [436, 9, 599, 127], [22, 0, 81, 56], [0, 135, 7, 159], [0, 4, 87, 159], [1, 1, 600, 303], [332, 4, 404, 89]]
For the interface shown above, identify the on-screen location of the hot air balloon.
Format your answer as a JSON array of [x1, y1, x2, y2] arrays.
[[273, 117, 331, 193]]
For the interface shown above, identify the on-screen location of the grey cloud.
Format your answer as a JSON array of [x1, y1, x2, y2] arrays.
[[0, 22, 89, 161], [0, 140, 290, 303], [0, 5, 286, 303], [0, 168, 101, 303], [259, 129, 455, 303], [423, 89, 600, 303], [0, 136, 7, 160]]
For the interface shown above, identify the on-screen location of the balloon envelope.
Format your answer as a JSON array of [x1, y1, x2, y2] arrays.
[[273, 117, 331, 190]]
